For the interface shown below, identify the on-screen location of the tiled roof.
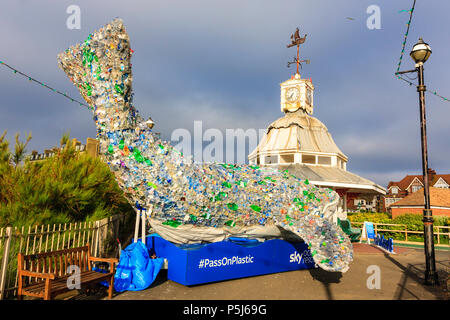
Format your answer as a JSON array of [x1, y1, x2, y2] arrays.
[[433, 174, 450, 186], [390, 187, 450, 208], [387, 173, 450, 191]]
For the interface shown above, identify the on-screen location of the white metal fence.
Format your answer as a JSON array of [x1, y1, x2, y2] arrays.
[[0, 215, 125, 299]]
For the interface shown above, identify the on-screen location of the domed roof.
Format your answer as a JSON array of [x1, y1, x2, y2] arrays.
[[267, 109, 328, 133], [249, 109, 347, 159]]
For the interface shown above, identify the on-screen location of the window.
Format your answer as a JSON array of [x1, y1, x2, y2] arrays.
[[302, 154, 316, 164], [265, 155, 278, 164], [385, 198, 400, 207], [318, 156, 331, 165], [412, 185, 422, 193], [280, 154, 295, 164]]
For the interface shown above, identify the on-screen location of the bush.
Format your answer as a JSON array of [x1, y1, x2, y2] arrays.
[[347, 212, 449, 244], [347, 212, 391, 224]]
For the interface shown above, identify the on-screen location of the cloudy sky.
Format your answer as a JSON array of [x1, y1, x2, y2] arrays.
[[0, 0, 449, 188]]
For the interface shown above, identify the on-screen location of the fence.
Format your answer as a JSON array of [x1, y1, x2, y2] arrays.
[[0, 214, 125, 300], [350, 221, 450, 246]]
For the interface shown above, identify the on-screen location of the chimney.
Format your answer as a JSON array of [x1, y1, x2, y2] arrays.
[[86, 138, 100, 158], [427, 168, 436, 182]]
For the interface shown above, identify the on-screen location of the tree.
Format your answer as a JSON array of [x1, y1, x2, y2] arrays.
[[12, 132, 32, 168], [0, 131, 10, 171], [0, 133, 134, 227]]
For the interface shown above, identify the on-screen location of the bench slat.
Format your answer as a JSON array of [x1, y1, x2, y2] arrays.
[[21, 271, 113, 294], [43, 256, 47, 274], [23, 246, 89, 261], [64, 253, 68, 275], [75, 251, 79, 270], [59, 254, 63, 277]]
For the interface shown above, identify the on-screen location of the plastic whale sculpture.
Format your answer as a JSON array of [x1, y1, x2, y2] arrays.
[[57, 19, 353, 273]]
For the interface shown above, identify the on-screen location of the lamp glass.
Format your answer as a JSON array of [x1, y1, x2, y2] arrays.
[[410, 39, 432, 63]]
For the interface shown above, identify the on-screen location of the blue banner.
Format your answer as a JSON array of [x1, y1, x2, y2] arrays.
[[365, 222, 375, 239], [374, 234, 394, 253], [146, 234, 316, 286]]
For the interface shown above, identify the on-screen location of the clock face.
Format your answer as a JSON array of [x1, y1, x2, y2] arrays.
[[285, 87, 300, 103]]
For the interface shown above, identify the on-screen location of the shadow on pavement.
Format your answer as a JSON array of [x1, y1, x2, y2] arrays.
[[70, 269, 169, 300], [148, 269, 169, 289], [308, 267, 342, 300], [385, 253, 449, 300]]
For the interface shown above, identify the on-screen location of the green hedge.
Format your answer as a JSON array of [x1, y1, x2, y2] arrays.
[[347, 212, 449, 244], [347, 212, 391, 224]]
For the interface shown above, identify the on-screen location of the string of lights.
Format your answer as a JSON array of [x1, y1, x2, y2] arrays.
[[396, 0, 416, 74], [0, 60, 93, 110], [395, 0, 449, 102]]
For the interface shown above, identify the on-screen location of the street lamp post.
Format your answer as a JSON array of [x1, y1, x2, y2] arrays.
[[396, 38, 438, 286]]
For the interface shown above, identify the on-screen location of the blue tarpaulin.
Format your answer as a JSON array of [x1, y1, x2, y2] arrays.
[[114, 241, 164, 292], [92, 267, 109, 287]]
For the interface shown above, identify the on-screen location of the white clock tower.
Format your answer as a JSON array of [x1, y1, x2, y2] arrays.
[[280, 73, 314, 114], [248, 27, 386, 216]]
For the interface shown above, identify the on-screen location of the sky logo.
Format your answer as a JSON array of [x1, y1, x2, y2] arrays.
[[289, 251, 303, 264]]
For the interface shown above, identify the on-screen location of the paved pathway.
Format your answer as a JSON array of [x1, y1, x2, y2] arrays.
[[110, 244, 449, 300]]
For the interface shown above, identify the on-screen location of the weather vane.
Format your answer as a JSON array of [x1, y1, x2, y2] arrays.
[[286, 27, 310, 74]]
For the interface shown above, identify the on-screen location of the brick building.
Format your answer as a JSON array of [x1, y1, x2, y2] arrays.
[[384, 169, 450, 212], [390, 187, 450, 218], [29, 138, 100, 161]]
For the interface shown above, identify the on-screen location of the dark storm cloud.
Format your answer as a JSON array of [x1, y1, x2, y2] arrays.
[[0, 0, 449, 188]]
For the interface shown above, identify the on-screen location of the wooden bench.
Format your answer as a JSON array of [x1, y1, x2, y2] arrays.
[[17, 244, 118, 300]]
